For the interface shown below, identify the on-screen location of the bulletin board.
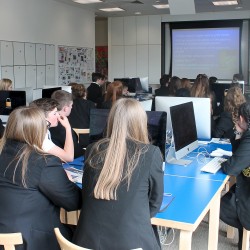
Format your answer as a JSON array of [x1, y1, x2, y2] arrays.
[[58, 46, 94, 85], [0, 40, 55, 89]]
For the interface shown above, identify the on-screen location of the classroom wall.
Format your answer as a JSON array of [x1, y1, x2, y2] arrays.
[[0, 0, 95, 86], [108, 11, 250, 85], [95, 19, 108, 46]]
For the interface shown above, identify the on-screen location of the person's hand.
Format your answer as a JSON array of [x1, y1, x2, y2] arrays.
[[235, 122, 245, 133], [58, 115, 71, 130]]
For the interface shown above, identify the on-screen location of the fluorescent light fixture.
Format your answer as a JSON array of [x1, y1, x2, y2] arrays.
[[212, 1, 238, 6], [99, 7, 125, 12], [73, 0, 102, 4], [153, 4, 169, 9], [134, 12, 141, 15]]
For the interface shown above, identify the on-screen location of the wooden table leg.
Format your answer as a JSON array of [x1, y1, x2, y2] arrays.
[[208, 193, 220, 250], [242, 228, 250, 250], [179, 230, 192, 250]]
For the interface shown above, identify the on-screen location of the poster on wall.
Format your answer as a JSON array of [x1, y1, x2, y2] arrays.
[[58, 46, 94, 85], [96, 46, 108, 78]]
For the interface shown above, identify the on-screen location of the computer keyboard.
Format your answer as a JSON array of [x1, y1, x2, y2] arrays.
[[200, 157, 227, 174]]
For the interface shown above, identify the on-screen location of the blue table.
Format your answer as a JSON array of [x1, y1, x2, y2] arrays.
[[65, 144, 230, 250], [151, 142, 230, 250]]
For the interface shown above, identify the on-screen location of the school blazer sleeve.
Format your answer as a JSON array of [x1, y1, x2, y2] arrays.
[[222, 132, 250, 176], [38, 157, 82, 211], [148, 147, 164, 217]]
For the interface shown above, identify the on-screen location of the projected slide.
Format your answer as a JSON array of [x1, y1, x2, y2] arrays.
[[171, 27, 240, 79]]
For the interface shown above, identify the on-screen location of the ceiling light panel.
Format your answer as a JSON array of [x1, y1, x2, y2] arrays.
[[73, 0, 103, 4], [212, 1, 238, 6], [99, 7, 125, 12], [153, 4, 169, 9]]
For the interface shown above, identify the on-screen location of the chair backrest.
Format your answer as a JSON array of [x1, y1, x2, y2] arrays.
[[54, 228, 91, 250], [0, 233, 23, 250], [73, 128, 90, 143]]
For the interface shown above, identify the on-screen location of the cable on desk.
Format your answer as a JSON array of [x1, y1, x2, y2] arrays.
[[158, 226, 175, 246], [196, 147, 211, 164]]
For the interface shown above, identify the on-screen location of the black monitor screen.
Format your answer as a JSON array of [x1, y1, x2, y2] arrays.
[[89, 109, 167, 160], [0, 91, 26, 115], [170, 102, 197, 153], [42, 87, 61, 98]]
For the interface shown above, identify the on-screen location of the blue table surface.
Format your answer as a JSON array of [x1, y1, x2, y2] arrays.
[[164, 142, 231, 181], [155, 175, 226, 224]]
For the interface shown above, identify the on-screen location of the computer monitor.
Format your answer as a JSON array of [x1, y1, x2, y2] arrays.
[[42, 87, 61, 98], [211, 81, 245, 104], [89, 109, 167, 160], [0, 90, 26, 115], [43, 85, 72, 93], [167, 102, 198, 165], [15, 87, 33, 105], [139, 100, 152, 111], [33, 88, 42, 101], [155, 96, 211, 139], [140, 77, 149, 92]]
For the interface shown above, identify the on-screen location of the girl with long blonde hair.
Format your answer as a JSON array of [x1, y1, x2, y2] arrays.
[[73, 98, 163, 250], [0, 106, 81, 250]]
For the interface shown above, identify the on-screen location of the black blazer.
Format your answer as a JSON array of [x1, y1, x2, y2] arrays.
[[221, 130, 250, 230], [0, 140, 81, 250], [73, 140, 164, 250], [154, 86, 169, 96], [50, 123, 84, 158], [211, 111, 234, 139], [87, 83, 103, 106], [68, 98, 95, 148]]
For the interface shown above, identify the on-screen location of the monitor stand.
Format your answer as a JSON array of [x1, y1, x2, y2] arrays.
[[166, 146, 192, 166]]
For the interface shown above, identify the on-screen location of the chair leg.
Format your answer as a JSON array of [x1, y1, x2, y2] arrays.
[[242, 228, 250, 250]]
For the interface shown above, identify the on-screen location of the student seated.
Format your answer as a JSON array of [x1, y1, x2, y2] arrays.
[[30, 98, 74, 162], [68, 84, 95, 149], [0, 78, 12, 90], [73, 98, 164, 250], [100, 80, 123, 109], [212, 86, 245, 143], [154, 74, 170, 97], [0, 106, 81, 250], [50, 90, 85, 158], [220, 102, 250, 250]]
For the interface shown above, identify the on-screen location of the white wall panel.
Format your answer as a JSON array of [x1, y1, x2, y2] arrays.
[[124, 46, 136, 77], [149, 16, 161, 45], [124, 16, 136, 46], [149, 45, 161, 84], [136, 16, 148, 45], [136, 45, 148, 77], [111, 17, 124, 46], [110, 46, 124, 80]]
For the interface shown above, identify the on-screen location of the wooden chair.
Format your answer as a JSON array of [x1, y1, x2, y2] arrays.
[[242, 228, 250, 250], [55, 228, 143, 250], [60, 208, 81, 226], [0, 232, 23, 250], [73, 128, 90, 143], [54, 228, 91, 250]]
